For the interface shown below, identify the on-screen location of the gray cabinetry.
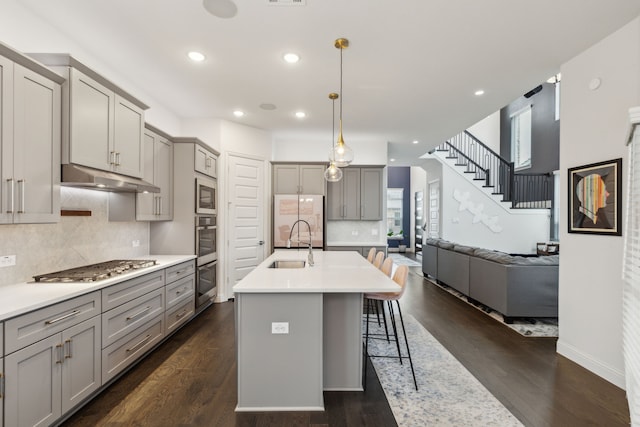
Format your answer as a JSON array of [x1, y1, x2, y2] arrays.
[[100, 270, 166, 384], [273, 163, 325, 195], [327, 167, 383, 220], [165, 261, 196, 334], [29, 54, 148, 179], [0, 55, 62, 225], [137, 125, 173, 221], [4, 294, 102, 427], [194, 144, 217, 178]]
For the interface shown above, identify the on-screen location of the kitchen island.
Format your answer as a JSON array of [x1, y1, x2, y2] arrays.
[[233, 250, 400, 412]]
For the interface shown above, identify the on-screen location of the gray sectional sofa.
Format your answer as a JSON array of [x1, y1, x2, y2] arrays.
[[423, 238, 559, 320]]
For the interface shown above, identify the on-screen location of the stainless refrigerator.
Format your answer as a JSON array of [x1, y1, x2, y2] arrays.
[[274, 195, 324, 249]]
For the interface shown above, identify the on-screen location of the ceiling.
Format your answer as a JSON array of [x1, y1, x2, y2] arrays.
[[17, 0, 640, 165]]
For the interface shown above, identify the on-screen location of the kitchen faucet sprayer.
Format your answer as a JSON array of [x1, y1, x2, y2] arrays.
[[286, 219, 314, 266]]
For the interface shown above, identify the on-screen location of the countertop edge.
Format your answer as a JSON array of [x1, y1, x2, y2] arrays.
[[0, 255, 196, 321]]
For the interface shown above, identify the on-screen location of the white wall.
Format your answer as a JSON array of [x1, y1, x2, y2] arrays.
[[466, 111, 501, 153], [557, 17, 640, 388], [439, 163, 549, 254], [273, 136, 388, 165]]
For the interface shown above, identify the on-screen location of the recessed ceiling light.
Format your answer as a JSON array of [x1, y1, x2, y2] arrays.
[[390, 158, 396, 162], [283, 53, 300, 63], [474, 89, 485, 96], [412, 140, 419, 144], [233, 110, 245, 117], [188, 51, 206, 62], [295, 111, 306, 118]]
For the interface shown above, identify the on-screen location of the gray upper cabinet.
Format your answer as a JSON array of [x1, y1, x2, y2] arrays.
[[273, 164, 325, 195], [137, 126, 173, 221], [327, 167, 383, 221], [29, 54, 148, 179], [0, 50, 63, 225], [194, 144, 217, 178]]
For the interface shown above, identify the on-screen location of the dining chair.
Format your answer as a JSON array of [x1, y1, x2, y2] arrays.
[[372, 251, 384, 268], [366, 247, 377, 263], [363, 265, 418, 390]]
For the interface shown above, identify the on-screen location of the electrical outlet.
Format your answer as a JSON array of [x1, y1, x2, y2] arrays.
[[371, 229, 378, 235], [351, 230, 358, 236], [0, 255, 16, 268], [132, 240, 140, 247], [271, 322, 289, 334]]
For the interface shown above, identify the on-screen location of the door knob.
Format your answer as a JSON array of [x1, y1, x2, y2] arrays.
[[258, 240, 265, 245]]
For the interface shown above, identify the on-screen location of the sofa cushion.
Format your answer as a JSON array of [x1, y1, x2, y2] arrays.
[[437, 240, 455, 250], [511, 254, 559, 266], [426, 238, 440, 246], [453, 244, 475, 255], [473, 248, 514, 264]]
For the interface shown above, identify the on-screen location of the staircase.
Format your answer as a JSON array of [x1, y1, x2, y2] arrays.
[[433, 131, 552, 210]]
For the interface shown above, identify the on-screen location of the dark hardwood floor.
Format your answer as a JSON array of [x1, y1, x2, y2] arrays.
[[61, 258, 630, 427]]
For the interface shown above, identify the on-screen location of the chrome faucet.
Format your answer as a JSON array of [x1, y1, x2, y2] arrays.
[[286, 219, 314, 266]]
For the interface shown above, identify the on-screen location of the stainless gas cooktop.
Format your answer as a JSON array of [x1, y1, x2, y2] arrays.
[[34, 259, 157, 283]]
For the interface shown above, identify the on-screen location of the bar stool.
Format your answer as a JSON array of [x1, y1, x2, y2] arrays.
[[364, 265, 418, 390]]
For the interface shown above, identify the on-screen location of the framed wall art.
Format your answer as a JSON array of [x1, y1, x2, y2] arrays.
[[568, 158, 622, 235]]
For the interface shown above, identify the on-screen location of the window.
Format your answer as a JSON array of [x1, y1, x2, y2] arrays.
[[511, 105, 532, 170], [386, 188, 403, 236]]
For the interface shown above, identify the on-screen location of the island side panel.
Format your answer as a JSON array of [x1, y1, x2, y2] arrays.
[[323, 293, 364, 390], [236, 292, 324, 411]]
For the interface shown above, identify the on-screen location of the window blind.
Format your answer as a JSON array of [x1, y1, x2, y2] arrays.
[[623, 114, 640, 425]]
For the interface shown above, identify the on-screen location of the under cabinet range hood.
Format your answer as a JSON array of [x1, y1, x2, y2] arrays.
[[61, 164, 160, 193]]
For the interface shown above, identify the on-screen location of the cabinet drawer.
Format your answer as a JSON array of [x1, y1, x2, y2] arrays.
[[5, 291, 101, 354], [165, 296, 195, 335], [102, 270, 164, 311], [165, 261, 195, 285], [165, 274, 195, 309], [102, 314, 164, 384], [102, 288, 164, 347]]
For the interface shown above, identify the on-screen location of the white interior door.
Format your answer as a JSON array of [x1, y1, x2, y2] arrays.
[[227, 154, 265, 288]]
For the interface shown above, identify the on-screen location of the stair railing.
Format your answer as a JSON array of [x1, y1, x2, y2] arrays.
[[435, 131, 551, 209]]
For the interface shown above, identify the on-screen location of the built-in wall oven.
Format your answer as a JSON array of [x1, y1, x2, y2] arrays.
[[196, 214, 217, 310], [196, 177, 217, 215]]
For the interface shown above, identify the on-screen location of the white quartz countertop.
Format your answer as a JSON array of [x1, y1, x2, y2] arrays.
[[233, 250, 400, 294], [0, 255, 195, 321]]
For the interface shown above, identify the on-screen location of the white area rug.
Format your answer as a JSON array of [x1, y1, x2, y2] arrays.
[[388, 253, 422, 267], [427, 279, 559, 338], [367, 314, 524, 427]]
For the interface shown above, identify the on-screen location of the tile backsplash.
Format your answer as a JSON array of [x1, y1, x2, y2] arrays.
[[326, 220, 387, 245], [0, 187, 149, 286]]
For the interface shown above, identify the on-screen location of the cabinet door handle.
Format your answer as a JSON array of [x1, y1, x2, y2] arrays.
[[110, 151, 116, 166], [176, 309, 189, 320], [126, 334, 152, 353], [0, 373, 4, 398], [158, 196, 162, 216], [64, 338, 73, 359], [16, 179, 25, 213], [56, 343, 64, 364], [6, 178, 13, 214], [45, 309, 80, 325], [126, 306, 151, 321], [115, 152, 121, 166]]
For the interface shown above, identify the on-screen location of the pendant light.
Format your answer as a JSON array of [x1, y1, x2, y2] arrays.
[[329, 38, 354, 167], [324, 93, 343, 182]]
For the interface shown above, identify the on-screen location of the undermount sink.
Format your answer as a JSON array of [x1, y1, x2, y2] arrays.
[[268, 260, 306, 269]]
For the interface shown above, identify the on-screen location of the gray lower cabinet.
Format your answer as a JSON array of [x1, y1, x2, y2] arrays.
[[325, 245, 387, 256], [4, 315, 101, 427], [327, 167, 383, 220], [165, 261, 196, 334]]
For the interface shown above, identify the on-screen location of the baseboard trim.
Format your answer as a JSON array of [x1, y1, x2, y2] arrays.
[[556, 339, 626, 389]]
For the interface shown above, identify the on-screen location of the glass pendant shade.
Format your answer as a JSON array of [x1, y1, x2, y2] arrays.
[[324, 161, 343, 182], [330, 121, 354, 167]]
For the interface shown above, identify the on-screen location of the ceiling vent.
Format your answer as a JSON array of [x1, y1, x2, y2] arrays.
[[267, 0, 306, 6]]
